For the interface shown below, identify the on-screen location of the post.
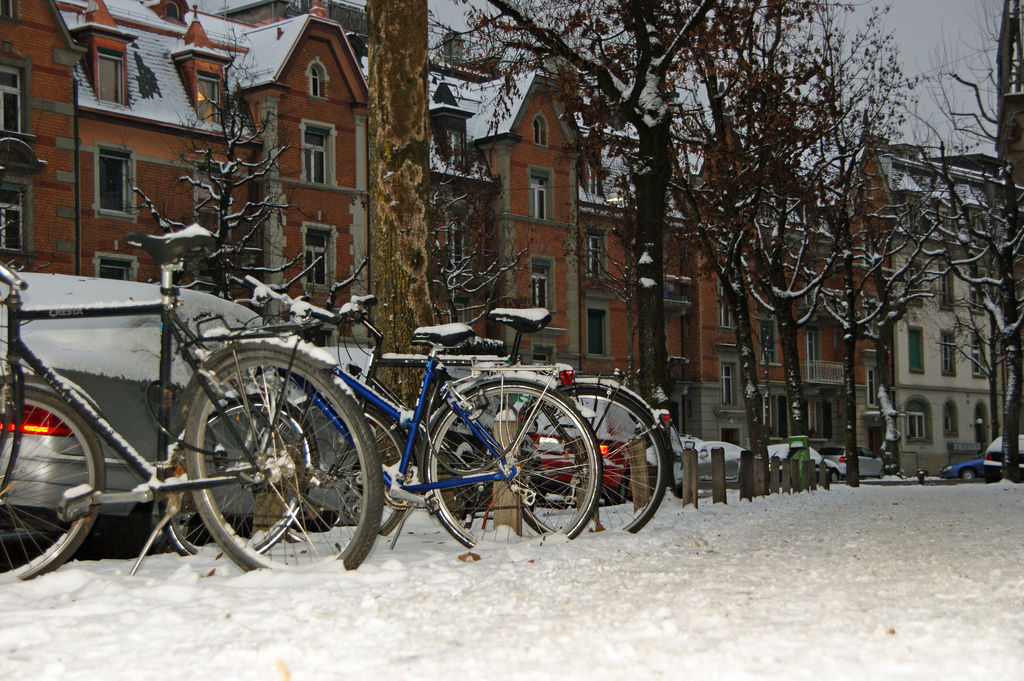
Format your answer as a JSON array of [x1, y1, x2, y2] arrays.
[[802, 458, 812, 492], [809, 461, 817, 491], [818, 462, 829, 490], [769, 455, 781, 494], [711, 446, 727, 504], [753, 455, 765, 497], [492, 410, 522, 535], [781, 458, 791, 493], [680, 448, 698, 509], [739, 450, 754, 501], [628, 438, 652, 510]]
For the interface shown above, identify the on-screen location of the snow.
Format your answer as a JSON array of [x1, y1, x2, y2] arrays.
[[4, 482, 1020, 680]]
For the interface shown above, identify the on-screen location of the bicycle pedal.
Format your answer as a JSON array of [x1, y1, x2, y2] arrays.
[[57, 485, 98, 523]]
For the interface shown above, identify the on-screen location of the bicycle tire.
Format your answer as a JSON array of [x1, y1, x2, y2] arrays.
[[180, 340, 383, 571], [569, 383, 670, 533], [424, 377, 601, 547], [362, 403, 413, 536], [0, 385, 105, 580]]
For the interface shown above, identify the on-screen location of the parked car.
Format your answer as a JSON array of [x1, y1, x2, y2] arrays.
[[694, 440, 747, 486], [982, 435, 1024, 482], [766, 443, 842, 483], [939, 457, 985, 480], [818, 445, 884, 479], [6, 272, 258, 557], [667, 430, 705, 496]]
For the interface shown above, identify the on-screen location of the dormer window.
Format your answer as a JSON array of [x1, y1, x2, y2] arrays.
[[165, 2, 180, 21], [308, 60, 327, 99], [197, 71, 220, 123], [97, 48, 125, 104], [533, 115, 547, 146]]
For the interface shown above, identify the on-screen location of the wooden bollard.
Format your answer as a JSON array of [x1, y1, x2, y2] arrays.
[[739, 449, 754, 501], [781, 458, 791, 493], [818, 461, 829, 489], [769, 456, 781, 494], [809, 460, 817, 491], [802, 458, 812, 491], [753, 455, 765, 497], [711, 447, 727, 504], [680, 448, 698, 509]]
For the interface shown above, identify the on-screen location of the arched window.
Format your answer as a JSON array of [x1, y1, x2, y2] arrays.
[[943, 400, 958, 437], [533, 115, 547, 146], [974, 402, 988, 444], [308, 61, 327, 98], [907, 399, 929, 440], [166, 2, 180, 21]]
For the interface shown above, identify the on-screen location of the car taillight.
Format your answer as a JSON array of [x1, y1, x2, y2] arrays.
[[559, 368, 575, 386], [839, 456, 846, 463], [19, 405, 73, 436], [984, 452, 997, 462]]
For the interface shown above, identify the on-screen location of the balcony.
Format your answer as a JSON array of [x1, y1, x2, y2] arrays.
[[803, 360, 843, 385]]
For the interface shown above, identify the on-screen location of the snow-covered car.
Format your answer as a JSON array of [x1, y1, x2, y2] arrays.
[[4, 273, 258, 557], [766, 443, 842, 483], [694, 440, 747, 486], [818, 445, 884, 479], [939, 457, 985, 480], [982, 435, 1024, 482]]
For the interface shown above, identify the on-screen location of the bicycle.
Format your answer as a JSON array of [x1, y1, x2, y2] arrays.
[[0, 228, 382, 580], [448, 308, 673, 533], [256, 290, 604, 548]]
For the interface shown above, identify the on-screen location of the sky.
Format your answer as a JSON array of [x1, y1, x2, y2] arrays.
[[1, 482, 1021, 680]]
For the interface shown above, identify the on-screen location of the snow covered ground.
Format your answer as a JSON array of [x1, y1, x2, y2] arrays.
[[1, 481, 1021, 681]]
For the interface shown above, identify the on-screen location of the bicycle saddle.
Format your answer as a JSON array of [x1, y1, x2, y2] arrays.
[[487, 308, 552, 334], [412, 323, 475, 349], [125, 226, 216, 266]]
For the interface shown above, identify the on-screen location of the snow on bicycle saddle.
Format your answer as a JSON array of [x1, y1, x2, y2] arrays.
[[125, 225, 216, 266], [412, 323, 475, 349], [487, 308, 552, 334]]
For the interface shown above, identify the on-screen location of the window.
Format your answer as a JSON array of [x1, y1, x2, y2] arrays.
[[908, 328, 923, 372], [197, 72, 220, 123], [529, 170, 549, 219], [97, 48, 124, 104], [940, 331, 956, 375], [304, 126, 328, 184], [1, 66, 19, 133], [969, 265, 985, 309], [308, 61, 327, 98], [96, 255, 134, 280], [165, 2, 180, 21], [776, 394, 788, 438], [720, 363, 734, 405], [805, 326, 821, 363], [974, 403, 988, 444], [0, 186, 22, 250], [531, 260, 550, 309], [943, 401, 958, 437], [585, 162, 603, 197], [718, 286, 733, 328], [586, 232, 604, 276], [971, 334, 984, 377], [304, 227, 331, 287], [98, 150, 130, 213], [760, 320, 776, 363], [807, 400, 821, 437], [587, 308, 606, 356], [1, 0, 14, 19], [939, 271, 954, 307], [907, 399, 928, 440], [533, 115, 547, 146], [445, 228, 465, 267], [532, 346, 552, 365], [866, 367, 877, 407]]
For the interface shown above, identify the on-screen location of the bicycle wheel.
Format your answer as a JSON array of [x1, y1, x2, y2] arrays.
[[180, 340, 383, 571], [425, 377, 601, 547], [363, 404, 413, 536], [569, 383, 670, 532], [1, 385, 105, 580]]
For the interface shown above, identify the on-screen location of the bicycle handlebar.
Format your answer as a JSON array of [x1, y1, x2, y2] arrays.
[[0, 262, 27, 292]]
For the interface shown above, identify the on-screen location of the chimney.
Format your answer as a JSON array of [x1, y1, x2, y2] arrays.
[[310, 0, 328, 19]]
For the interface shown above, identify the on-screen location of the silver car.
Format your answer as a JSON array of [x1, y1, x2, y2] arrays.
[[818, 445, 884, 479]]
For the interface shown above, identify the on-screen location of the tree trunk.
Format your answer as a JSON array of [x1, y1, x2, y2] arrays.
[[366, 0, 434, 401], [775, 301, 807, 437], [843, 328, 860, 487], [1001, 290, 1022, 483], [729, 277, 769, 472], [874, 324, 901, 476], [632, 122, 673, 406]]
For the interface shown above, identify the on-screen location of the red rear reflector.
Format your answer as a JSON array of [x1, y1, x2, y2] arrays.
[[600, 444, 610, 457], [21, 405, 73, 436], [559, 369, 575, 386]]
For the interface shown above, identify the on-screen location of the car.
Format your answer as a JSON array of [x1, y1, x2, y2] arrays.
[[818, 445, 884, 479], [694, 440, 747, 485], [939, 457, 985, 480], [6, 272, 258, 557], [982, 435, 1024, 482], [667, 430, 705, 496], [766, 443, 843, 483]]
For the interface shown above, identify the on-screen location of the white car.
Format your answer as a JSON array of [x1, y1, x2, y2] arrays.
[[694, 440, 748, 484], [982, 435, 1024, 482], [766, 443, 842, 483]]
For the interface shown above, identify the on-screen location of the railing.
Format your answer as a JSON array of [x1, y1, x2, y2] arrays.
[[803, 360, 844, 384]]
